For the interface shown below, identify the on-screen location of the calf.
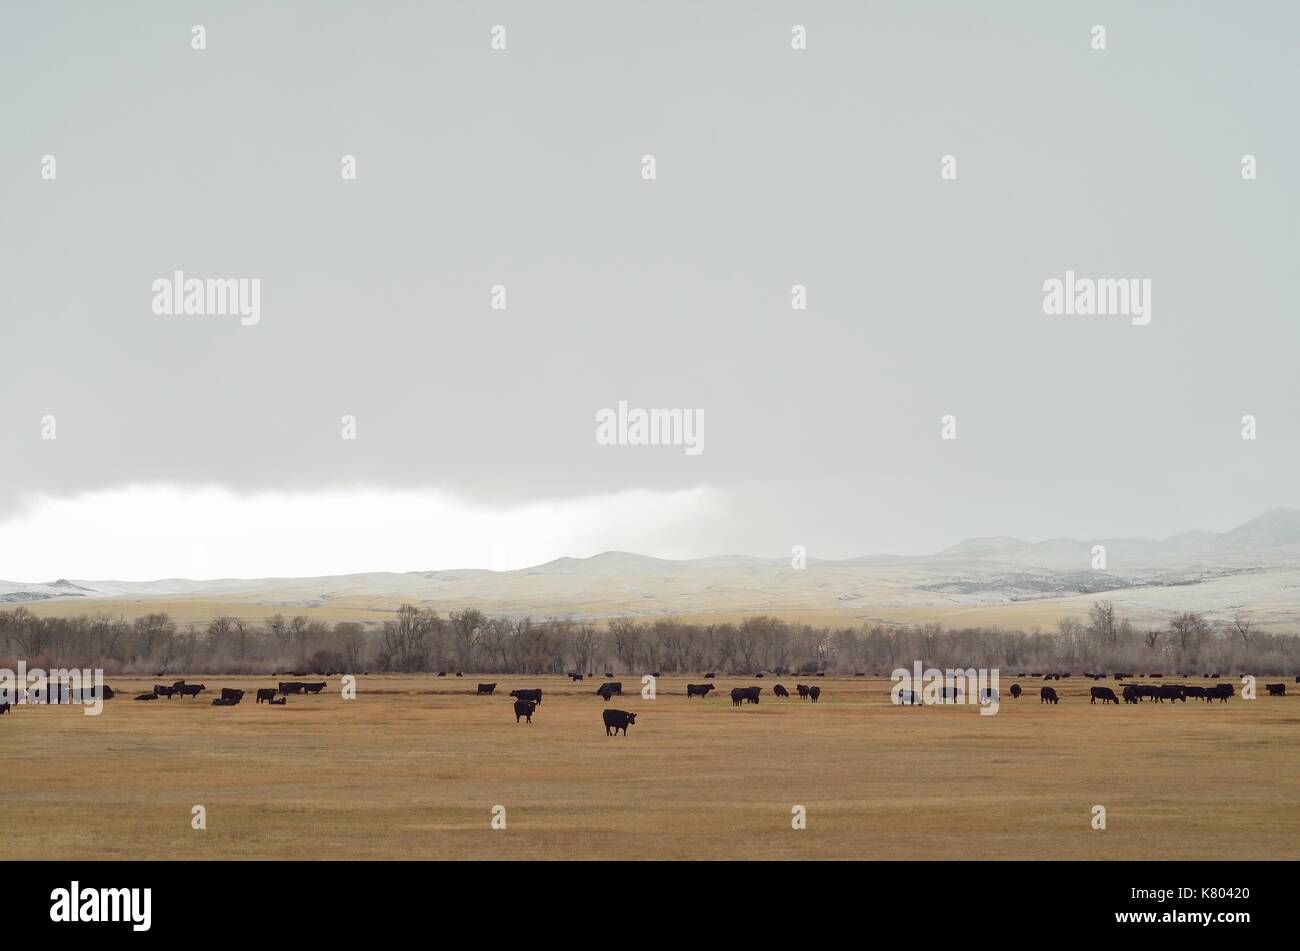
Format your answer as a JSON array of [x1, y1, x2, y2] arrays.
[[514, 699, 536, 723], [686, 683, 715, 698], [509, 688, 543, 706], [269, 697, 287, 705], [477, 683, 498, 696], [133, 692, 158, 701], [808, 686, 820, 703], [1090, 686, 1118, 705], [772, 684, 790, 698], [255, 688, 277, 704], [602, 709, 637, 736], [1040, 686, 1060, 704], [211, 697, 239, 707], [1009, 683, 1022, 699], [1265, 683, 1286, 696]]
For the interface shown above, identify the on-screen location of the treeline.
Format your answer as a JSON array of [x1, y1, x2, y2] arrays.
[[2, 602, 1298, 676]]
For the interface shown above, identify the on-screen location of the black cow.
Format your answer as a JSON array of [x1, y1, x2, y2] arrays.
[[795, 684, 811, 699], [602, 709, 636, 736], [1210, 683, 1234, 702], [808, 686, 820, 703], [896, 689, 921, 705], [302, 682, 326, 694], [220, 688, 245, 703], [153, 685, 175, 699], [1122, 685, 1139, 704], [741, 686, 761, 704], [1009, 683, 1022, 699], [269, 697, 287, 705], [730, 687, 745, 706], [603, 682, 623, 695], [255, 688, 277, 703], [570, 673, 584, 682], [772, 684, 790, 698], [279, 681, 307, 695], [940, 686, 959, 702], [176, 683, 205, 698], [704, 672, 716, 679], [134, 692, 158, 701], [1090, 686, 1118, 705], [438, 671, 446, 677], [1266, 683, 1286, 696], [477, 683, 497, 695], [604, 672, 614, 678], [509, 688, 543, 706], [211, 697, 239, 707], [1155, 684, 1186, 703], [1040, 686, 1059, 704], [597, 684, 615, 701], [514, 699, 536, 723], [0, 702, 10, 714], [686, 683, 715, 698], [1183, 685, 1207, 700]]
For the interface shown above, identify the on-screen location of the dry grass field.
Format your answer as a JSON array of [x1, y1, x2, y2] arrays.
[[2, 675, 1297, 860]]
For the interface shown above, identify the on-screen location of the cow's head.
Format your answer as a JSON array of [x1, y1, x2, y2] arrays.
[[626, 713, 636, 724]]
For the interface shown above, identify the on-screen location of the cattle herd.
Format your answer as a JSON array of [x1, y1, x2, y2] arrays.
[[3, 670, 1294, 735]]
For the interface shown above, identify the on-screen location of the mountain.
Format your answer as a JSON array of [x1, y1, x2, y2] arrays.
[[3, 509, 1300, 630]]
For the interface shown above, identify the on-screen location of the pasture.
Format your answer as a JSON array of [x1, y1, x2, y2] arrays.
[[2, 675, 1297, 860]]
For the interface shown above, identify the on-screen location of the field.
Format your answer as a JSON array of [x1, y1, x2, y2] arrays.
[[3, 675, 1298, 860]]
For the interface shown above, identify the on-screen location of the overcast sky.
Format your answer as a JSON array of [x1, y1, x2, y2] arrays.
[[1, 1, 1297, 580]]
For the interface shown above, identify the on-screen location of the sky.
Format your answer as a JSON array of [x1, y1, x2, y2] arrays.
[[1, 1, 1297, 580]]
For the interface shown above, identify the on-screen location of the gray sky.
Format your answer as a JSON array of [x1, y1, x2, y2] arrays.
[[1, 1, 1297, 578]]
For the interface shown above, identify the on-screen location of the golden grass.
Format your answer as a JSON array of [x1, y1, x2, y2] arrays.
[[3, 675, 1297, 859]]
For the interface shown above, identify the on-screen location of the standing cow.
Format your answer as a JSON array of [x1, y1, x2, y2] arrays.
[[1040, 686, 1060, 704], [513, 699, 536, 723], [602, 709, 637, 736], [1090, 686, 1118, 705]]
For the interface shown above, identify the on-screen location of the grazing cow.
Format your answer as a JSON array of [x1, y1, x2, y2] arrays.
[[570, 673, 584, 682], [597, 684, 616, 702], [730, 687, 745, 706], [1009, 683, 1022, 699], [686, 683, 715, 698], [741, 686, 761, 704], [772, 684, 790, 698], [1266, 683, 1286, 696], [509, 688, 543, 706], [1090, 686, 1118, 705], [153, 685, 175, 699], [808, 686, 820, 703], [896, 689, 921, 705], [795, 684, 811, 699], [514, 699, 537, 723], [211, 698, 238, 707], [477, 683, 497, 696], [301, 682, 326, 694], [220, 688, 245, 703], [255, 688, 277, 703], [1040, 686, 1060, 704], [704, 672, 716, 679], [133, 692, 158, 701], [1122, 685, 1139, 704], [602, 709, 637, 736], [1155, 684, 1186, 703], [176, 684, 205, 698], [278, 681, 307, 695], [0, 702, 10, 715], [1183, 685, 1207, 700]]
